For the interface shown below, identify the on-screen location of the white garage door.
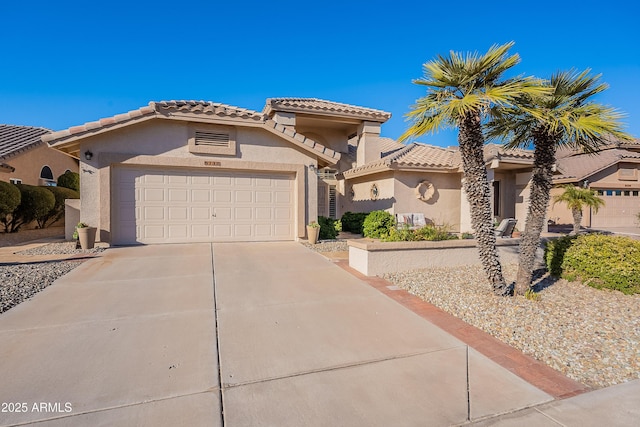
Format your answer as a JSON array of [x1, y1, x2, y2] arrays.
[[113, 167, 295, 244], [591, 190, 640, 228]]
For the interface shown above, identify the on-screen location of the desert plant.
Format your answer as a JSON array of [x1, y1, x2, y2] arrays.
[[560, 234, 640, 294], [307, 221, 320, 228], [0, 181, 21, 232], [553, 185, 605, 235], [41, 186, 80, 228], [57, 171, 80, 192], [318, 216, 338, 240], [524, 289, 541, 301], [400, 42, 545, 296], [341, 212, 368, 234], [363, 210, 395, 239]]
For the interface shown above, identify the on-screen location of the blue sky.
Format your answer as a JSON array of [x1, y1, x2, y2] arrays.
[[1, 0, 638, 148]]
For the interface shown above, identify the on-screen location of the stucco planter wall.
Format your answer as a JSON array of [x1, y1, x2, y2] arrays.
[[348, 238, 520, 276]]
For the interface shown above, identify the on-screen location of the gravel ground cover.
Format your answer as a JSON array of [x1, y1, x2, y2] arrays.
[[1, 243, 105, 314], [0, 227, 65, 247], [300, 240, 348, 253], [1, 260, 83, 314], [384, 263, 640, 389]]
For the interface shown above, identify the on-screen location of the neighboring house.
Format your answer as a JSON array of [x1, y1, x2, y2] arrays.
[[45, 98, 535, 245], [549, 140, 640, 228], [0, 124, 79, 186]]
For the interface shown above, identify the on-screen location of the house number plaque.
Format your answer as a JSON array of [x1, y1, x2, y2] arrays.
[[204, 161, 222, 166]]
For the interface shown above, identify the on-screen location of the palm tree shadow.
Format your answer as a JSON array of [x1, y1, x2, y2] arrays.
[[530, 267, 561, 292]]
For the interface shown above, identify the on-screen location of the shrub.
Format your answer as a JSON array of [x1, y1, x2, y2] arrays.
[[341, 211, 368, 234], [7, 185, 55, 231], [57, 171, 80, 192], [0, 181, 21, 232], [362, 210, 395, 239], [383, 224, 459, 242], [544, 235, 578, 277], [41, 186, 80, 228], [560, 234, 640, 295], [318, 216, 338, 240]]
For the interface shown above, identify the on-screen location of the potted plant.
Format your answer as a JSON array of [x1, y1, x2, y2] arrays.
[[512, 227, 522, 238], [306, 221, 320, 244], [76, 222, 97, 250]]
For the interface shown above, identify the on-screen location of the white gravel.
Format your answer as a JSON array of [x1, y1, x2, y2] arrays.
[[300, 240, 348, 253], [384, 263, 640, 389]]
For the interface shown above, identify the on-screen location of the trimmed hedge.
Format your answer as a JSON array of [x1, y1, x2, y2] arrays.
[[384, 224, 459, 242], [363, 210, 395, 239], [341, 211, 367, 234], [41, 186, 80, 227], [544, 235, 578, 277], [8, 185, 55, 231], [318, 216, 338, 240], [57, 171, 80, 192], [0, 181, 21, 232], [546, 234, 640, 295]]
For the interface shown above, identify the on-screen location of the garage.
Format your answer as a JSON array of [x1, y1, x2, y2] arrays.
[[591, 190, 640, 228], [113, 167, 295, 245]]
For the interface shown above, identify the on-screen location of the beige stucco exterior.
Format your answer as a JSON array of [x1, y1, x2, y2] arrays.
[[75, 119, 319, 243], [0, 144, 78, 186]]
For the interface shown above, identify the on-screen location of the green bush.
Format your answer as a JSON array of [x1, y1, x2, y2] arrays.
[[383, 224, 459, 242], [560, 234, 640, 295], [57, 171, 80, 192], [41, 186, 80, 228], [318, 216, 338, 240], [544, 235, 578, 277], [341, 211, 368, 234], [0, 181, 22, 232], [7, 185, 56, 231], [363, 210, 395, 239]]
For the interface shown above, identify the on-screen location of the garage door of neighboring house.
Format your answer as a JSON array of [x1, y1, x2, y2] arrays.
[[591, 189, 640, 228], [112, 167, 295, 244]]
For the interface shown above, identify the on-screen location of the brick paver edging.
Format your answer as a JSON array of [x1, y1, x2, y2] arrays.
[[335, 260, 591, 400]]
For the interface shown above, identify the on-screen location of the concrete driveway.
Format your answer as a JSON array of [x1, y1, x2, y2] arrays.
[[0, 242, 553, 426]]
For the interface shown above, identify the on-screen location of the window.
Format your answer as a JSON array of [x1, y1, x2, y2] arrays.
[[633, 191, 639, 197], [9, 178, 22, 184], [188, 126, 236, 155], [40, 166, 54, 180], [597, 190, 605, 196], [328, 185, 337, 219], [492, 181, 500, 216]]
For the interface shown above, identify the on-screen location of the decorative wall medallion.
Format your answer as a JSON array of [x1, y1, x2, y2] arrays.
[[415, 180, 435, 202], [370, 183, 379, 200]]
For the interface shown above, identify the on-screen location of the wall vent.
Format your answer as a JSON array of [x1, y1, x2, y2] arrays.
[[194, 131, 230, 147]]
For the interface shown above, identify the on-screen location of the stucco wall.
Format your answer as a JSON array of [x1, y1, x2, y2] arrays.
[[77, 119, 317, 242], [0, 144, 78, 186], [393, 171, 462, 231], [341, 171, 396, 214]]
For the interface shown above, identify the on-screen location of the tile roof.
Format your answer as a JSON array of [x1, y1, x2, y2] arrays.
[[554, 148, 640, 182], [264, 98, 391, 122], [0, 124, 52, 160], [43, 101, 340, 163], [482, 144, 534, 162]]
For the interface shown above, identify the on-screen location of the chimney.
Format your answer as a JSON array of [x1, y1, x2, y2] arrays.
[[356, 121, 381, 166]]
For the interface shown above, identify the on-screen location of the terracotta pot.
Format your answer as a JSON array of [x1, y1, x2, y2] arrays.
[[306, 226, 320, 244], [77, 227, 97, 250]]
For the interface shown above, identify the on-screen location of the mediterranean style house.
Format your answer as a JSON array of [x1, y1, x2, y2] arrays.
[[0, 125, 78, 186], [549, 139, 640, 228], [44, 98, 540, 245]]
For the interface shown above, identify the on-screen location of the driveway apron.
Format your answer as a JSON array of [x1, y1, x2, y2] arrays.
[[0, 244, 221, 427], [214, 242, 551, 426]]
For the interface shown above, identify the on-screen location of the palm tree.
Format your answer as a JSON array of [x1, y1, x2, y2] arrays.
[[553, 185, 605, 235], [487, 70, 630, 295], [400, 42, 545, 296]]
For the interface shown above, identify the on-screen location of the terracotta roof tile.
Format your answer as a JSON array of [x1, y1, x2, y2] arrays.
[[264, 98, 391, 122], [555, 148, 640, 182], [0, 124, 51, 160]]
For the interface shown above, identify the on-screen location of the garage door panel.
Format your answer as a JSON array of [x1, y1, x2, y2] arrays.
[[114, 168, 295, 244]]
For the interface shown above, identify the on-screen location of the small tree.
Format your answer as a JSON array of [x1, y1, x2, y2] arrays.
[[41, 186, 80, 228], [0, 181, 21, 232], [553, 185, 605, 235], [8, 185, 55, 231], [57, 171, 80, 192]]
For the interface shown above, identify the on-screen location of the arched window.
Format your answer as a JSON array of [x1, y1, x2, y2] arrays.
[[40, 166, 54, 180]]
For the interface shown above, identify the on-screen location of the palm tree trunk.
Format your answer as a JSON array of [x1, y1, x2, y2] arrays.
[[515, 133, 556, 295], [458, 114, 509, 296], [571, 208, 582, 235]]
